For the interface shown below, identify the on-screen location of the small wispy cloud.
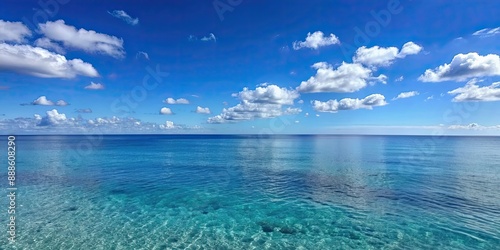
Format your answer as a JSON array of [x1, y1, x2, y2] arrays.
[[201, 33, 216, 42], [136, 51, 149, 60], [393, 91, 419, 100], [472, 27, 500, 37], [108, 10, 139, 26], [75, 108, 92, 113], [85, 82, 105, 90]]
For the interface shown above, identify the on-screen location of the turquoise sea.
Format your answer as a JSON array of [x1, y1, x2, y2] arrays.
[[1, 135, 499, 249]]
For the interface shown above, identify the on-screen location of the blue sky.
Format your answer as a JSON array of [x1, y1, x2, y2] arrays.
[[0, 0, 499, 134]]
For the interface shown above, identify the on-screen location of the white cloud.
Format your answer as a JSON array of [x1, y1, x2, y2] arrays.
[[38, 109, 68, 126], [195, 106, 211, 114], [395, 76, 404, 82], [75, 108, 92, 113], [56, 100, 69, 106], [164, 98, 189, 104], [419, 53, 500, 82], [0, 112, 202, 133], [84, 82, 105, 90], [448, 78, 500, 102], [108, 10, 139, 26], [0, 43, 99, 78], [208, 85, 301, 123], [38, 20, 125, 58], [296, 62, 386, 93], [353, 46, 399, 67], [353, 41, 422, 68], [393, 91, 419, 100], [0, 20, 31, 43], [293, 31, 340, 50], [159, 121, 175, 129], [399, 41, 423, 57], [284, 107, 302, 115], [447, 123, 500, 130], [232, 84, 299, 105], [160, 107, 173, 115], [32, 96, 54, 105], [312, 94, 387, 113], [30, 96, 69, 106], [201, 33, 216, 42], [34, 37, 65, 54], [136, 51, 149, 60], [472, 27, 500, 37], [208, 102, 299, 123], [426, 96, 434, 101]]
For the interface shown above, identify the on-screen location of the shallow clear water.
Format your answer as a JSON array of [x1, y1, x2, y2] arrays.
[[1, 135, 499, 249]]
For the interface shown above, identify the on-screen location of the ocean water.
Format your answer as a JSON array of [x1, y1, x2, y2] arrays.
[[0, 135, 499, 249]]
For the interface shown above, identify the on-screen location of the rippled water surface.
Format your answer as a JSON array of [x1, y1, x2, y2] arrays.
[[1, 135, 499, 249]]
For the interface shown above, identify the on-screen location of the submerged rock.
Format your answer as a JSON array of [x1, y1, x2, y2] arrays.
[[279, 227, 297, 235], [262, 225, 274, 233]]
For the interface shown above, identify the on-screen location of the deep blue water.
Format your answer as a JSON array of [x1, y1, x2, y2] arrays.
[[0, 135, 499, 249]]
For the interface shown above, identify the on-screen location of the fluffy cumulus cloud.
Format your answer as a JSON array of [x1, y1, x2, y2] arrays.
[[37, 109, 69, 126], [159, 121, 175, 129], [28, 96, 69, 106], [0, 43, 99, 78], [84, 82, 105, 90], [233, 84, 299, 105], [195, 106, 211, 114], [393, 91, 419, 100], [164, 98, 189, 104], [34, 37, 65, 54], [108, 10, 139, 25], [419, 53, 500, 82], [160, 107, 173, 115], [0, 20, 31, 43], [399, 42, 423, 57], [448, 78, 500, 102], [293, 31, 340, 50], [353, 42, 422, 68], [38, 20, 125, 58], [208, 84, 301, 123], [312, 94, 387, 113], [472, 27, 500, 37], [296, 62, 386, 93]]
